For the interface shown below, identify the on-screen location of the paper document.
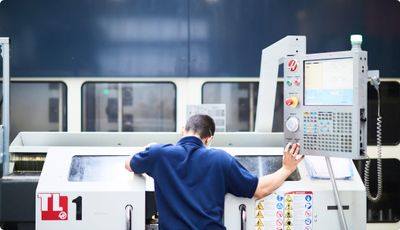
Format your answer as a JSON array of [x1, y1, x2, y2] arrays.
[[304, 156, 353, 179]]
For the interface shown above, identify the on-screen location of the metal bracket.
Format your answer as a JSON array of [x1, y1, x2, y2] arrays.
[[255, 35, 306, 132]]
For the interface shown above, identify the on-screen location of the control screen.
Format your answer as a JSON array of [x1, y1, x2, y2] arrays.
[[304, 58, 353, 106]]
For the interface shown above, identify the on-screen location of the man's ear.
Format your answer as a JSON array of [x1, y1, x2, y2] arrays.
[[206, 136, 214, 146]]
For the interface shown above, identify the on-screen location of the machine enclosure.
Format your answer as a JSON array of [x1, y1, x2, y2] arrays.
[[35, 147, 145, 230], [224, 154, 366, 230]]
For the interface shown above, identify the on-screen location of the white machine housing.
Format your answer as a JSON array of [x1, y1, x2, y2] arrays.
[[36, 147, 146, 230], [223, 148, 366, 230], [283, 50, 368, 159]]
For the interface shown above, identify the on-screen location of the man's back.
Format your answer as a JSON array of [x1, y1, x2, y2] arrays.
[[130, 136, 258, 229]]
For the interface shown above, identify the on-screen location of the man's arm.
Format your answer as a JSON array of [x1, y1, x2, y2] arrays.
[[125, 143, 158, 173], [253, 143, 304, 199]]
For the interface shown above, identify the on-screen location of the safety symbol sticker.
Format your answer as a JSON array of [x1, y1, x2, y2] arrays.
[[288, 59, 298, 72], [305, 218, 312, 225], [256, 211, 264, 219], [277, 195, 284, 201], [276, 218, 283, 226], [256, 219, 264, 227], [276, 211, 283, 218], [276, 203, 284, 210], [285, 211, 293, 218], [282, 191, 313, 230], [256, 202, 264, 210]]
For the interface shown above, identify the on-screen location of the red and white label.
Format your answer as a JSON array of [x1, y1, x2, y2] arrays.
[[288, 59, 298, 72], [38, 193, 68, 221]]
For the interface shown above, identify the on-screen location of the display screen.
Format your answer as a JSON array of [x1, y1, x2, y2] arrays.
[[304, 58, 353, 106]]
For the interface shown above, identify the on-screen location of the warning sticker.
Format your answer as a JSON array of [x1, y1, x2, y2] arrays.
[[254, 191, 313, 230], [284, 191, 313, 230], [256, 202, 264, 210]]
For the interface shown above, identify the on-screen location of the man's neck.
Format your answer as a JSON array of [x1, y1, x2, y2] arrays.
[[182, 132, 206, 145]]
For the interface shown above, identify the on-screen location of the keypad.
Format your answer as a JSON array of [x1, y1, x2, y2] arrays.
[[303, 112, 352, 152]]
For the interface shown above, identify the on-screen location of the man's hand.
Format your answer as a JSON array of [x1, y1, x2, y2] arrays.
[[282, 143, 304, 173], [253, 143, 304, 199], [125, 155, 134, 172]]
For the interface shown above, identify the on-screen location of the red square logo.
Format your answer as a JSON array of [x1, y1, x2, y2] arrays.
[[38, 193, 68, 220]]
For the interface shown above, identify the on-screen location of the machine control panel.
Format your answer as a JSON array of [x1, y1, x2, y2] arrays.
[[283, 51, 368, 159]]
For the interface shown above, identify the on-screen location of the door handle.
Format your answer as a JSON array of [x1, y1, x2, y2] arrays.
[[125, 205, 133, 230], [239, 204, 246, 230]]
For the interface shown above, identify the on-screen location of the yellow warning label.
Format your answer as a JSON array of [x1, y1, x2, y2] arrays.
[[285, 203, 293, 210], [256, 211, 264, 218], [256, 202, 264, 210], [285, 195, 293, 202], [256, 219, 264, 227]]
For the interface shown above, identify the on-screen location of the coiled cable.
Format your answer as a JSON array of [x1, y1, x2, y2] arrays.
[[364, 89, 383, 202]]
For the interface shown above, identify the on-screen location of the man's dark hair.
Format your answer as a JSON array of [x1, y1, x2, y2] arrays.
[[185, 114, 215, 139]]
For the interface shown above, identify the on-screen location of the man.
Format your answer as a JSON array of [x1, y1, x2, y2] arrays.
[[125, 114, 303, 229]]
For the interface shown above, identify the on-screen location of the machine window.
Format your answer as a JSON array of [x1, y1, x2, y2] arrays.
[[0, 82, 67, 142], [202, 82, 284, 132], [69, 155, 130, 182], [235, 155, 300, 181], [82, 82, 176, 132], [367, 81, 400, 145]]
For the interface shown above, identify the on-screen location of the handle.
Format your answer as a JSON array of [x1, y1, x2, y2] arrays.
[[239, 204, 246, 230], [125, 205, 133, 230]]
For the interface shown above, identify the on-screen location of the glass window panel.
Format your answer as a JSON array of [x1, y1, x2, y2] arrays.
[[202, 82, 283, 132], [367, 82, 400, 145], [82, 82, 176, 132], [0, 82, 67, 142], [353, 159, 400, 223]]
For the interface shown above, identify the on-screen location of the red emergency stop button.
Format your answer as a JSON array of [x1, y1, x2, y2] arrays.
[[285, 97, 299, 107]]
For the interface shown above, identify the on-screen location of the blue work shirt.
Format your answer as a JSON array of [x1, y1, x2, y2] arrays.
[[130, 136, 258, 229]]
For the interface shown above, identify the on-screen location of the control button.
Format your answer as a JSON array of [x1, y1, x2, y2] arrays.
[[286, 80, 292, 86], [286, 116, 299, 132], [285, 97, 299, 107], [294, 79, 300, 86]]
